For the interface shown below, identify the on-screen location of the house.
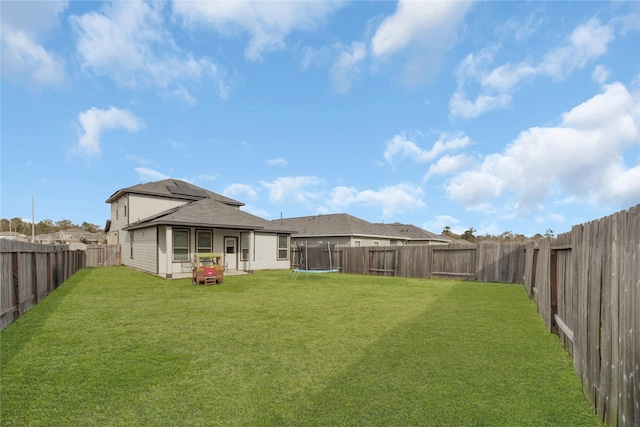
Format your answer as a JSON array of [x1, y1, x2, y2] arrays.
[[35, 228, 104, 245], [0, 231, 29, 242], [376, 223, 450, 245], [105, 179, 294, 278], [272, 213, 449, 247]]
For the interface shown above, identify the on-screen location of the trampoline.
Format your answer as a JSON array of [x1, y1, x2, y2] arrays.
[[291, 242, 339, 280]]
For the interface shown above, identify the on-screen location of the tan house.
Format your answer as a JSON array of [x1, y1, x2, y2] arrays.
[[34, 228, 103, 245], [0, 231, 29, 242], [105, 179, 295, 278], [273, 214, 449, 247]]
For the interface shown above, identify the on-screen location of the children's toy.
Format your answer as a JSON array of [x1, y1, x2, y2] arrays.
[[192, 252, 224, 285]]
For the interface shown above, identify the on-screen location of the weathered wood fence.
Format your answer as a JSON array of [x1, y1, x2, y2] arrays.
[[524, 204, 639, 427], [0, 241, 121, 331], [335, 242, 526, 283], [85, 244, 121, 267]]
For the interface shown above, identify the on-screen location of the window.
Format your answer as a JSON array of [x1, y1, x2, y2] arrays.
[[124, 205, 127, 218], [240, 232, 250, 261], [130, 231, 134, 259], [373, 241, 379, 247], [173, 229, 189, 261], [354, 240, 361, 247], [196, 230, 212, 253], [116, 202, 119, 220], [277, 234, 289, 260]]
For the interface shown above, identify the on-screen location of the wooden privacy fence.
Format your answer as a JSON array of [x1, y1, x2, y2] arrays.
[[335, 242, 526, 283], [524, 204, 639, 427], [0, 241, 121, 331], [84, 244, 121, 267]]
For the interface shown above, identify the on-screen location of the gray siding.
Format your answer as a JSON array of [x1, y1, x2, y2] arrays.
[[122, 227, 157, 273], [128, 194, 188, 224], [253, 232, 291, 270]]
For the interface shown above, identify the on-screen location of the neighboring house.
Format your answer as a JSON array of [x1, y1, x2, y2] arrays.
[[106, 179, 294, 278], [377, 223, 451, 246], [272, 213, 448, 247], [0, 231, 29, 241], [35, 228, 103, 245]]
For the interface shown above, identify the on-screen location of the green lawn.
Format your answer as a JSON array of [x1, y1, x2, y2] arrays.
[[1, 267, 601, 426]]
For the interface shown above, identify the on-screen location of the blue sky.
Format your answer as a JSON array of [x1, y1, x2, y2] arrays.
[[1, 1, 639, 237]]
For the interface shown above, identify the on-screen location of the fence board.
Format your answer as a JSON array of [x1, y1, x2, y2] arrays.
[[524, 204, 639, 426], [0, 241, 121, 331], [523, 242, 537, 297]]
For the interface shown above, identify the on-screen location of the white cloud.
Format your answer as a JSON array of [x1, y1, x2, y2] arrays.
[[424, 154, 473, 180], [384, 133, 472, 164], [172, 1, 343, 61], [422, 214, 463, 235], [266, 157, 288, 166], [450, 17, 618, 119], [77, 107, 144, 157], [328, 183, 424, 218], [592, 65, 610, 85], [260, 176, 324, 205], [446, 82, 640, 214], [71, 2, 221, 98], [0, 1, 68, 88], [541, 18, 614, 80], [224, 183, 258, 200], [449, 92, 511, 120], [370, 0, 473, 86], [240, 204, 271, 219], [371, 0, 472, 57], [135, 167, 170, 182], [330, 41, 366, 94]]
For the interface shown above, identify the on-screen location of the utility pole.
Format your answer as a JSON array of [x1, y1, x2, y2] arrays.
[[32, 195, 35, 242]]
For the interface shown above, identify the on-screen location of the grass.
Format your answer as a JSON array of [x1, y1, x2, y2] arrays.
[[1, 267, 601, 426]]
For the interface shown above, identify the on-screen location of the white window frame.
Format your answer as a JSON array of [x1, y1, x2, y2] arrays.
[[277, 234, 289, 260], [173, 228, 190, 262], [130, 231, 134, 259], [240, 232, 250, 261], [196, 230, 213, 253]]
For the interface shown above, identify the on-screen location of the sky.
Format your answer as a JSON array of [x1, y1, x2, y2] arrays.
[[1, 1, 639, 237]]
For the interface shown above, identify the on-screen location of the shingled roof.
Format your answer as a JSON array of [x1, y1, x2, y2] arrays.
[[378, 222, 450, 243], [106, 179, 243, 207], [124, 198, 294, 233], [272, 214, 450, 243], [272, 213, 398, 238]]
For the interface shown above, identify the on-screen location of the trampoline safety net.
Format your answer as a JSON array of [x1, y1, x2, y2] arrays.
[[293, 242, 337, 271]]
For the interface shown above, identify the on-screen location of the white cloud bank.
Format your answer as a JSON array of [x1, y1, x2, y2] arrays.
[[172, 1, 343, 61], [446, 82, 640, 214], [450, 17, 618, 119], [329, 183, 424, 218], [383, 132, 472, 165], [77, 107, 144, 157], [258, 176, 425, 219], [370, 0, 473, 86], [0, 1, 68, 88], [71, 2, 223, 100]]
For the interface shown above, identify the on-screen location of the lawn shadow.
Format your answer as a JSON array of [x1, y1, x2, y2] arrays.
[[0, 267, 93, 365], [286, 283, 600, 426]]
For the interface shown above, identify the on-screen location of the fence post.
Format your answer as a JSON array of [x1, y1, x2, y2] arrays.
[[11, 252, 20, 321], [31, 252, 38, 305], [550, 248, 558, 334]]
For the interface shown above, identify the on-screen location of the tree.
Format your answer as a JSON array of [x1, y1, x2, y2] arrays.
[[81, 222, 99, 233], [461, 227, 476, 242], [35, 219, 55, 235], [55, 218, 74, 229], [544, 228, 555, 238], [500, 231, 514, 242], [442, 225, 451, 235]]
